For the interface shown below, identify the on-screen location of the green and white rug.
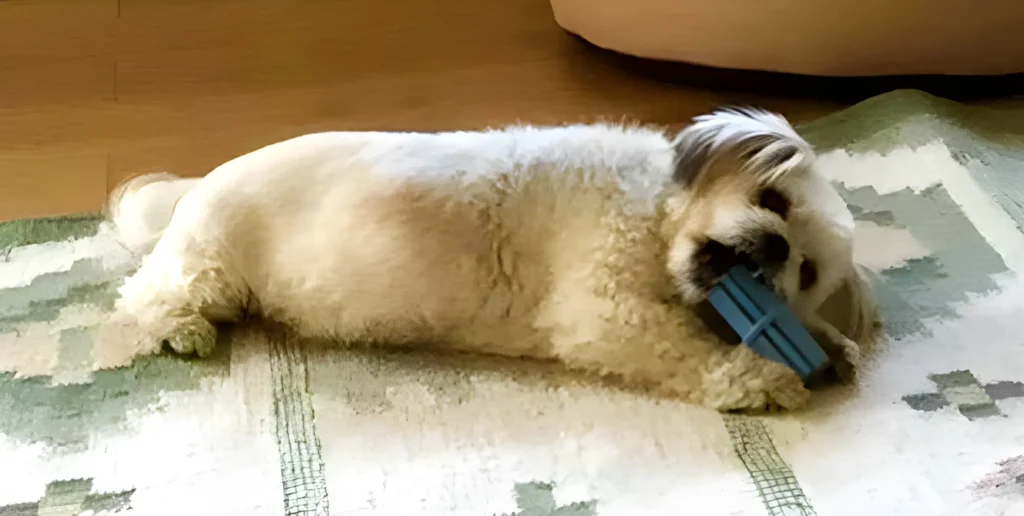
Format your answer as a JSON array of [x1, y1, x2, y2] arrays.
[[2, 90, 1023, 516]]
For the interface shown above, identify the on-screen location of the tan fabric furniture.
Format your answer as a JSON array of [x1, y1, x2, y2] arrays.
[[551, 0, 1024, 76]]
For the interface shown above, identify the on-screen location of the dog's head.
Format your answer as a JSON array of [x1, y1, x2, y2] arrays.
[[663, 108, 876, 345]]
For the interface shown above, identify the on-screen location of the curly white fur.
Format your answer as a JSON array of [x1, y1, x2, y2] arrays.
[[107, 111, 876, 411]]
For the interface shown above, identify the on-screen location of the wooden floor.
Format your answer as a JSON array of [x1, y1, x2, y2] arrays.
[[0, 0, 852, 221]]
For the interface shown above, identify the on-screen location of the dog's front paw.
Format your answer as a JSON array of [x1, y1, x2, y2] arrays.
[[810, 322, 862, 384], [763, 362, 812, 410], [162, 316, 218, 358], [97, 310, 164, 369], [828, 340, 860, 384], [698, 351, 810, 412]]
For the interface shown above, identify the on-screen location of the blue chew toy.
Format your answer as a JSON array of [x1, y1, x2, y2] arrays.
[[706, 266, 830, 383]]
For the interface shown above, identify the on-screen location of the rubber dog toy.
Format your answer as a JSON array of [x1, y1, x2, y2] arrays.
[[706, 266, 830, 383]]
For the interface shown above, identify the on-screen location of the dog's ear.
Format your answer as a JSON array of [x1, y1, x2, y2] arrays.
[[816, 264, 880, 349], [671, 108, 815, 188]]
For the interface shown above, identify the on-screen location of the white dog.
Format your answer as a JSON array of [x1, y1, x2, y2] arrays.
[[107, 109, 877, 411]]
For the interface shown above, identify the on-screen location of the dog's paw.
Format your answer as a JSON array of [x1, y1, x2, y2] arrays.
[[811, 323, 862, 384], [764, 364, 811, 410], [720, 359, 810, 413], [162, 317, 218, 358], [96, 310, 164, 369], [698, 356, 810, 412], [830, 343, 860, 384]]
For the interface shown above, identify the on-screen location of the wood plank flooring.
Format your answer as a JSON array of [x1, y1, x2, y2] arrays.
[[1, 0, 847, 220]]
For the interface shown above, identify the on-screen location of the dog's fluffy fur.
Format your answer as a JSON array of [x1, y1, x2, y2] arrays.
[[107, 109, 877, 411]]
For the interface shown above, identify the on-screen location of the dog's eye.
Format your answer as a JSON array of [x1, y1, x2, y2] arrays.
[[799, 259, 818, 290], [757, 188, 790, 219]]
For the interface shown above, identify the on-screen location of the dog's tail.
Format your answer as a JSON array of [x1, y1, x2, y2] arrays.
[[105, 173, 201, 255]]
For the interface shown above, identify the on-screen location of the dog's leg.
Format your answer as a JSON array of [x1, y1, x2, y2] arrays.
[[804, 314, 862, 383], [688, 343, 811, 411], [549, 296, 810, 412], [116, 235, 242, 358]]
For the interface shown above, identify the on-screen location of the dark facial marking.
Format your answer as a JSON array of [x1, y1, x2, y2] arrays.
[[691, 239, 738, 291], [673, 142, 710, 187], [757, 188, 790, 219], [754, 233, 790, 265], [799, 259, 818, 290]]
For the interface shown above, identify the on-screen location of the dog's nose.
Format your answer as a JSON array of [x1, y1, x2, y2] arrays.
[[757, 233, 790, 264]]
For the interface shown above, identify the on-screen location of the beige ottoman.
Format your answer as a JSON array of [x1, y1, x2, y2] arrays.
[[551, 0, 1024, 76]]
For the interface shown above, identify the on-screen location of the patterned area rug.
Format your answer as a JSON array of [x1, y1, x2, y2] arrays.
[[2, 90, 1023, 516]]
